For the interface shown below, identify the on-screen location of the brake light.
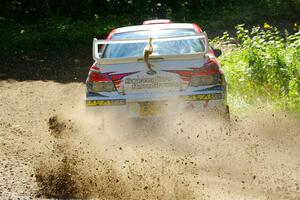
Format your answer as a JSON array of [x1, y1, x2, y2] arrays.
[[189, 59, 223, 87], [90, 71, 111, 82], [88, 69, 116, 92], [143, 19, 172, 25]]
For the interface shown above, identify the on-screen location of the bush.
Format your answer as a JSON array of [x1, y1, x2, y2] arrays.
[[0, 18, 123, 55], [212, 24, 300, 112]]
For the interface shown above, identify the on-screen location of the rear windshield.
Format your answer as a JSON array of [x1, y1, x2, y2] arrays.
[[102, 29, 205, 58]]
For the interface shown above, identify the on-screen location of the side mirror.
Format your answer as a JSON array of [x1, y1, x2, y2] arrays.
[[213, 48, 222, 58]]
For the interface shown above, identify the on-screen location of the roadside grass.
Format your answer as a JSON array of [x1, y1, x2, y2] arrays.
[[211, 24, 300, 114]]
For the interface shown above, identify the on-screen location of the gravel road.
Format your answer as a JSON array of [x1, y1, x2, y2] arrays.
[[0, 80, 300, 199]]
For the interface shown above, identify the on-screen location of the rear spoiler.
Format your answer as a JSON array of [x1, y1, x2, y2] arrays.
[[93, 32, 209, 63]]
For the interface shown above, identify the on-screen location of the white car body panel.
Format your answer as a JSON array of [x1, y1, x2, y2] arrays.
[[114, 23, 195, 34]]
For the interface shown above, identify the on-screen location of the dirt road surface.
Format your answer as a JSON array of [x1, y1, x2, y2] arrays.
[[1, 80, 300, 199]]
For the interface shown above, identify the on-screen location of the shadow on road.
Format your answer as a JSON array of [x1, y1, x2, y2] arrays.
[[0, 46, 92, 83]]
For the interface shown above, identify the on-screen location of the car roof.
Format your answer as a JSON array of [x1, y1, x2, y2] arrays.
[[114, 23, 195, 34]]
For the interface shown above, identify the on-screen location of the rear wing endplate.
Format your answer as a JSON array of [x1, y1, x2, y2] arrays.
[[93, 32, 209, 63]]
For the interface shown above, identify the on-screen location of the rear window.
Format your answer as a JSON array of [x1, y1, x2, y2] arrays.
[[102, 29, 205, 58]]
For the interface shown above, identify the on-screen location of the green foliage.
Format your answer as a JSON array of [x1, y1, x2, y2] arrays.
[[212, 24, 300, 112], [0, 18, 124, 55], [0, 0, 298, 55], [1, 0, 299, 23]]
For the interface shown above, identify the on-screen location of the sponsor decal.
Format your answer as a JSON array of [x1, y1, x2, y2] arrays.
[[86, 92, 108, 97], [106, 71, 140, 82], [182, 93, 223, 101], [163, 67, 220, 81], [162, 70, 193, 81], [194, 85, 224, 92], [125, 76, 173, 84], [125, 76, 180, 89], [102, 71, 140, 88], [86, 99, 126, 106]]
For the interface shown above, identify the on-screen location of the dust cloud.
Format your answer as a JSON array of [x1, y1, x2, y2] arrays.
[[0, 81, 300, 199]]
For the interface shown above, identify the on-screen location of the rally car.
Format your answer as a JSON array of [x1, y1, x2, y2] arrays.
[[86, 19, 229, 120]]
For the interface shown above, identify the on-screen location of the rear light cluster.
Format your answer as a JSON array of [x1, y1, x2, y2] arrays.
[[190, 74, 222, 87], [189, 58, 224, 87], [87, 66, 116, 92]]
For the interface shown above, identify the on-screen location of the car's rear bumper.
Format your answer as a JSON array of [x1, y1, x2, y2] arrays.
[[86, 89, 227, 118]]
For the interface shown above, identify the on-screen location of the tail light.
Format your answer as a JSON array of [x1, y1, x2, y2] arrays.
[[189, 58, 224, 87], [87, 66, 116, 92]]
